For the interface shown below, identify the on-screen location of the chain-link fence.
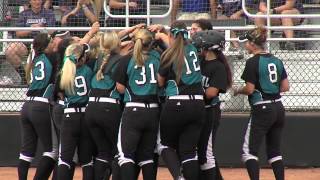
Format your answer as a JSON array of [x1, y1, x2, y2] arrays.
[[1, 0, 320, 112]]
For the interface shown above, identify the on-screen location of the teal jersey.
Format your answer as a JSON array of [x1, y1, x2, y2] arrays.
[[65, 65, 93, 107], [241, 53, 287, 106], [158, 44, 203, 96], [113, 50, 160, 103], [90, 53, 121, 99], [27, 53, 54, 98]]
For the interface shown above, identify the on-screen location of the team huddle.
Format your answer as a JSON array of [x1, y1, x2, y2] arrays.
[[18, 19, 289, 180]]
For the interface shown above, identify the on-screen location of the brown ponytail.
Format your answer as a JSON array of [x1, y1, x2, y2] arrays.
[[161, 21, 188, 83], [248, 26, 267, 47], [25, 33, 51, 84]]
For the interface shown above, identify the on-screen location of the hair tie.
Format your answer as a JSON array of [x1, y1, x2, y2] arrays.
[[171, 28, 188, 39], [64, 54, 78, 64]]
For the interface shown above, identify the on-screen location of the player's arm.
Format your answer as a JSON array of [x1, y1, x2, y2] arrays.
[[112, 54, 131, 93], [157, 74, 166, 87], [280, 78, 289, 92], [233, 82, 255, 96], [171, 0, 180, 23], [209, 0, 217, 19]]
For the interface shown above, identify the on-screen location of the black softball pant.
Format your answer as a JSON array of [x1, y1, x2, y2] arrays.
[[117, 103, 159, 180], [86, 100, 122, 180], [160, 99, 205, 163], [58, 108, 94, 180], [20, 100, 57, 162], [242, 101, 285, 164], [198, 104, 221, 170], [52, 101, 64, 138]]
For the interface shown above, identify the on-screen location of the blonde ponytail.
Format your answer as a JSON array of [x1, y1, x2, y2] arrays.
[[96, 31, 120, 81], [133, 38, 145, 67], [60, 44, 83, 95], [132, 29, 153, 67]]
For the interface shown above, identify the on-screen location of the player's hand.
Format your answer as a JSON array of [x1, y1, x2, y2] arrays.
[[148, 24, 164, 32], [128, 2, 138, 8], [232, 86, 240, 96]]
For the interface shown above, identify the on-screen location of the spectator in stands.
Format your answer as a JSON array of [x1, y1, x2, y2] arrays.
[[107, 0, 147, 27], [255, 0, 304, 50], [5, 0, 56, 83], [61, 0, 98, 36], [217, 0, 250, 49], [171, 0, 217, 23], [20, 0, 53, 10]]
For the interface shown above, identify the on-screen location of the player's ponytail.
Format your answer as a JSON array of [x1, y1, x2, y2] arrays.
[[161, 21, 188, 83], [96, 31, 120, 81], [216, 51, 232, 89], [133, 29, 153, 67], [60, 44, 83, 95], [247, 26, 267, 48], [25, 33, 51, 84]]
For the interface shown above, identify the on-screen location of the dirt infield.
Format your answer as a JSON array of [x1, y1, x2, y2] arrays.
[[1, 167, 320, 180]]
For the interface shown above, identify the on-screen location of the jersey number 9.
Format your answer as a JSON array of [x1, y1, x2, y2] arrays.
[[75, 76, 88, 96]]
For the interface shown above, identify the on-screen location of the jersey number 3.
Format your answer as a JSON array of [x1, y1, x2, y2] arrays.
[[268, 63, 278, 83], [30, 61, 45, 83]]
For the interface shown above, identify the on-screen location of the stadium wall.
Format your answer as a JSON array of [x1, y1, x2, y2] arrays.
[[0, 112, 319, 167]]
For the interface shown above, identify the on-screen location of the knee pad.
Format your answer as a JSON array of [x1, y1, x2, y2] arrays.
[[181, 154, 198, 164], [138, 159, 154, 167], [156, 143, 168, 155], [95, 157, 109, 164], [242, 153, 259, 163], [268, 156, 283, 164], [43, 151, 58, 160], [81, 160, 94, 168], [200, 155, 216, 170], [118, 154, 135, 167], [58, 158, 71, 169], [19, 153, 34, 163]]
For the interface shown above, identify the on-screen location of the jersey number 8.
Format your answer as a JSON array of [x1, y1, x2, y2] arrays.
[[268, 63, 278, 83]]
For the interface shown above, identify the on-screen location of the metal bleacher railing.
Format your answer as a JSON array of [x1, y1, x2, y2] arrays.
[[0, 0, 320, 112]]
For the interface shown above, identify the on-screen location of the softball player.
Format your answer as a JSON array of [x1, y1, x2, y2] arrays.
[[19, 33, 57, 180], [113, 29, 160, 180], [192, 30, 232, 180], [85, 31, 122, 180], [58, 43, 94, 180], [234, 27, 289, 180], [158, 21, 205, 180]]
